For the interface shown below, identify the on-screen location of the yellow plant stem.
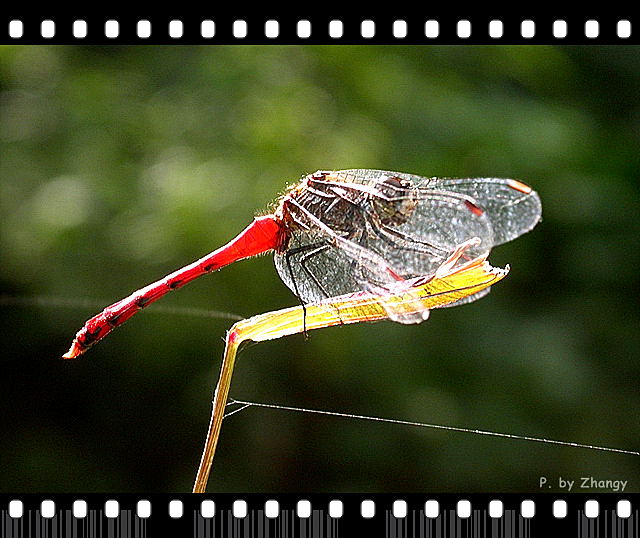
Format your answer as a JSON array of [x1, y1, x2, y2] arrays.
[[192, 254, 508, 492]]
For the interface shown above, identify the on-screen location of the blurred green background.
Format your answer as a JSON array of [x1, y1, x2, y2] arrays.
[[0, 45, 638, 493]]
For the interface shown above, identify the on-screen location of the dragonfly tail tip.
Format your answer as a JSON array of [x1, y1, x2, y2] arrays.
[[62, 341, 85, 359]]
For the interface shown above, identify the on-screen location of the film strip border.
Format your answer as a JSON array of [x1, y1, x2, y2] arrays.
[[1, 494, 638, 537], [0, 16, 636, 44]]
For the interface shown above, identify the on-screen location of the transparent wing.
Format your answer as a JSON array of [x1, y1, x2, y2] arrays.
[[274, 226, 380, 302], [323, 169, 541, 312], [426, 177, 541, 245], [274, 173, 495, 323], [336, 169, 542, 246]]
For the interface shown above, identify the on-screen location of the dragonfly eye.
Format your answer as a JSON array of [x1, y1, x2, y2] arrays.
[[379, 175, 407, 192]]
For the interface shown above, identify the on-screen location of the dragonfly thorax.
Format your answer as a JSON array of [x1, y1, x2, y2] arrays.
[[282, 186, 366, 235], [281, 172, 420, 236]]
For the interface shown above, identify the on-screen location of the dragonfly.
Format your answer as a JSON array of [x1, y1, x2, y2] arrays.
[[63, 169, 541, 492], [64, 169, 541, 359]]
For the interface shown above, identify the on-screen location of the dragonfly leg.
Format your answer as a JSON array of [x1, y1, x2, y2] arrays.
[[284, 241, 333, 337], [374, 221, 449, 259], [284, 242, 336, 299], [286, 197, 405, 284], [435, 237, 482, 278]]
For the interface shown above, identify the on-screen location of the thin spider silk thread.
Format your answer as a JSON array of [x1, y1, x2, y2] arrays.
[[225, 398, 639, 456], [0, 294, 243, 320]]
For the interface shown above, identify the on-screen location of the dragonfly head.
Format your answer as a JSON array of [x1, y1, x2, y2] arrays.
[[371, 175, 419, 227]]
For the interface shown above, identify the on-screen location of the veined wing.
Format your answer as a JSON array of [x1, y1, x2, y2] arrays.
[[315, 169, 539, 310], [274, 174, 495, 322], [334, 169, 542, 246]]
